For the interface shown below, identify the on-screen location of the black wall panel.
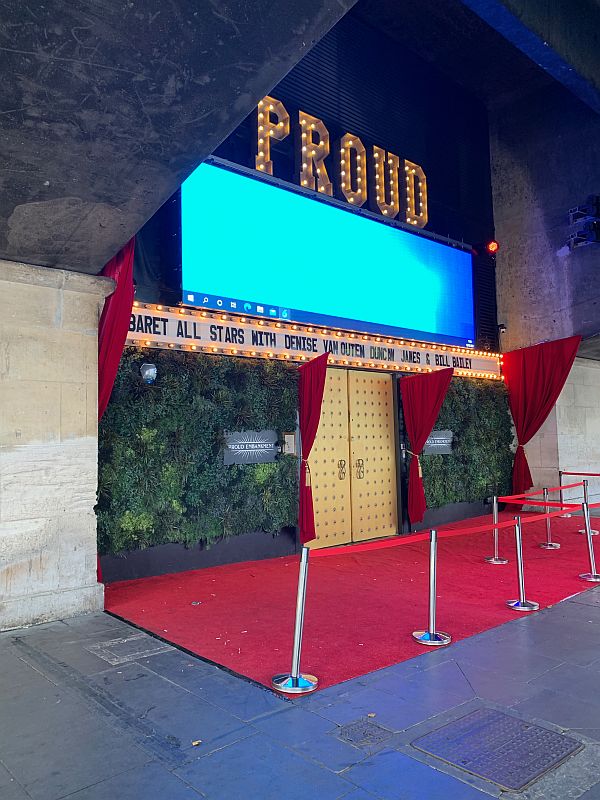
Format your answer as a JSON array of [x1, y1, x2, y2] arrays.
[[138, 7, 499, 349]]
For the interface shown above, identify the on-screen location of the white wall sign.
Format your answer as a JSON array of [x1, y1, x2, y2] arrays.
[[127, 304, 502, 379]]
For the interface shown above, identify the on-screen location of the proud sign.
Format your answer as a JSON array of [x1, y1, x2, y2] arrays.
[[254, 95, 428, 228]]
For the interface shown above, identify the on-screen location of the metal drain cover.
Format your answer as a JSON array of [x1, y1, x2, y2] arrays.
[[412, 709, 581, 791], [338, 718, 394, 747]]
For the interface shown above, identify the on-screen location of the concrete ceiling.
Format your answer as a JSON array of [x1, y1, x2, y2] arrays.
[[459, 0, 600, 114], [353, 0, 571, 111], [0, 0, 356, 273], [1, 0, 596, 276]]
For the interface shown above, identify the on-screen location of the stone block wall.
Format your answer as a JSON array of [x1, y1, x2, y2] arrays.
[[521, 359, 600, 513], [556, 359, 600, 508], [490, 83, 600, 352], [0, 260, 113, 629]]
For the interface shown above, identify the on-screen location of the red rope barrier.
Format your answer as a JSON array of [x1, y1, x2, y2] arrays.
[[498, 499, 581, 509], [561, 471, 600, 477], [499, 480, 584, 502], [433, 500, 600, 541]]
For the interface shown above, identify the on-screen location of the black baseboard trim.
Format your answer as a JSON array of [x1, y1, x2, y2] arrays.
[[100, 528, 297, 583], [411, 501, 489, 532]]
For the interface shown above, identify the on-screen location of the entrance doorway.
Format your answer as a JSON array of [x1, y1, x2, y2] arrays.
[[308, 368, 399, 549]]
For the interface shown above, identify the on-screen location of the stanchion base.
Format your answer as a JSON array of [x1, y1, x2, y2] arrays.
[[579, 573, 600, 583], [485, 556, 509, 565], [271, 673, 318, 694], [539, 542, 561, 550], [412, 630, 452, 646], [506, 599, 539, 612], [578, 529, 599, 535]]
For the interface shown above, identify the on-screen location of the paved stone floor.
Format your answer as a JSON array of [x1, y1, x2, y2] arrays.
[[1, 589, 600, 799]]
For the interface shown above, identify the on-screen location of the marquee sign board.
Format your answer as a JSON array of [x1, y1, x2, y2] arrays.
[[224, 430, 279, 465], [127, 305, 501, 379], [423, 430, 454, 455]]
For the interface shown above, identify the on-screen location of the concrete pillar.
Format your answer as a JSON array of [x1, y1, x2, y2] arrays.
[[0, 260, 113, 630], [518, 359, 600, 507], [556, 358, 600, 511]]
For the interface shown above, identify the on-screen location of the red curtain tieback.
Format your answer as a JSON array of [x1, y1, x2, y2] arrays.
[[405, 450, 423, 477], [301, 459, 312, 487]]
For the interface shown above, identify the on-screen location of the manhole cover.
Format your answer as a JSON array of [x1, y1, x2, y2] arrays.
[[338, 718, 394, 747], [412, 709, 582, 791]]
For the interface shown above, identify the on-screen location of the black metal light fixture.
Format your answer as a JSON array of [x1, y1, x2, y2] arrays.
[[568, 195, 600, 250]]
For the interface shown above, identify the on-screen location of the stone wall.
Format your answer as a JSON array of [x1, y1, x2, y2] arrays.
[[556, 359, 600, 509], [490, 83, 600, 352], [520, 358, 600, 513], [490, 80, 600, 509], [0, 260, 113, 629]]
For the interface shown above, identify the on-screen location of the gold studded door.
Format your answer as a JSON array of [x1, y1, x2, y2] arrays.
[[306, 368, 353, 549], [348, 371, 398, 541]]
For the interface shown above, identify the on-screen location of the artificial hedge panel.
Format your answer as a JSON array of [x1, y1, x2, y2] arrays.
[[98, 354, 513, 555], [97, 348, 299, 555], [420, 377, 514, 508]]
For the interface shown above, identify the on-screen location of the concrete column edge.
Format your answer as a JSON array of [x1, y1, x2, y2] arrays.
[[0, 259, 115, 298]]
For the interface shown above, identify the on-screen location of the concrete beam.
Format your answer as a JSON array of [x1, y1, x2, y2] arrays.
[[0, 0, 355, 273], [459, 0, 600, 114]]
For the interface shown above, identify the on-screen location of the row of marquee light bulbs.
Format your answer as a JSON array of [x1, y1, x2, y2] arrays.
[[131, 302, 503, 381]]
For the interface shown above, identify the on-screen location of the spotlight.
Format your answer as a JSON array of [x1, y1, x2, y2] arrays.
[[497, 323, 507, 334], [140, 363, 157, 384], [486, 240, 500, 254]]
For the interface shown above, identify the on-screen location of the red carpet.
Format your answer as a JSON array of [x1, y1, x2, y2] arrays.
[[105, 513, 597, 690]]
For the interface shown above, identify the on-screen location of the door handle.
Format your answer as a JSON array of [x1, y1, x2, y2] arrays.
[[355, 458, 365, 479], [337, 459, 347, 480]]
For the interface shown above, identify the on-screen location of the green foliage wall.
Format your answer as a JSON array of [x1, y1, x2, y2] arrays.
[[420, 378, 514, 508], [98, 354, 513, 555], [97, 348, 299, 555]]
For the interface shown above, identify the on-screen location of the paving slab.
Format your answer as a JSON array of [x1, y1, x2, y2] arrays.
[[175, 732, 353, 800], [253, 706, 364, 771], [89, 663, 250, 752], [530, 662, 600, 698], [0, 764, 29, 800], [580, 784, 600, 800], [142, 650, 287, 721], [63, 761, 202, 800], [0, 710, 150, 800], [344, 749, 493, 799], [313, 683, 466, 731], [513, 689, 600, 741], [452, 660, 538, 707]]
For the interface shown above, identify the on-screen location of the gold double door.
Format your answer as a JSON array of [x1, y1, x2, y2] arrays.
[[307, 368, 399, 549]]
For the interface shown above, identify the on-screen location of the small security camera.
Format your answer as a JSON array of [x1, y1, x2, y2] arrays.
[[497, 323, 507, 334], [140, 363, 157, 384]]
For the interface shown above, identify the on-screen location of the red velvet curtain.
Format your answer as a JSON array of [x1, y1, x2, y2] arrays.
[[503, 335, 581, 494], [400, 367, 453, 524], [98, 238, 136, 419], [298, 352, 329, 545], [97, 237, 135, 583]]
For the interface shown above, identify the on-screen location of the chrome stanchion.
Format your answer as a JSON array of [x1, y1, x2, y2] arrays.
[[272, 546, 318, 694], [540, 488, 560, 550], [506, 516, 539, 612], [579, 501, 600, 582], [559, 470, 571, 518], [485, 495, 508, 564], [413, 529, 451, 646], [579, 480, 598, 535]]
